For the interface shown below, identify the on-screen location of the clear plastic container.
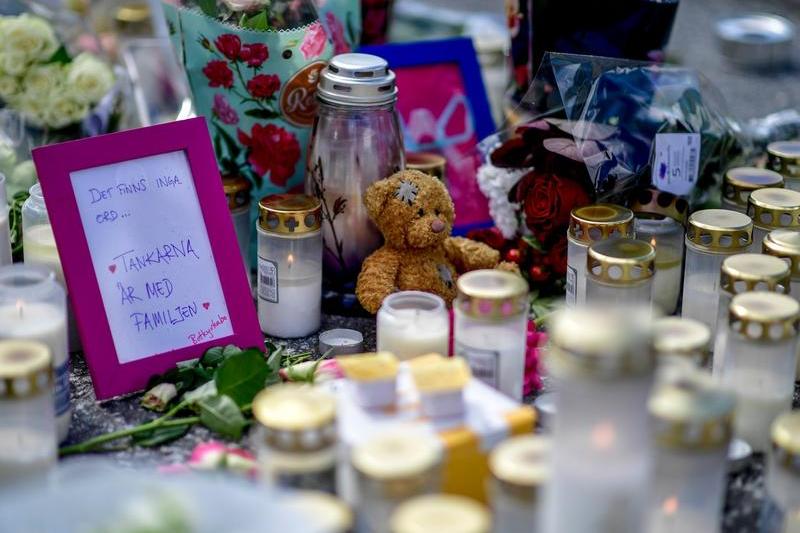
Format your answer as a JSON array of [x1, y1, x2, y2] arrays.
[[716, 292, 799, 451], [256, 195, 322, 339], [761, 411, 800, 533], [763, 229, 800, 379], [0, 174, 11, 266], [586, 238, 655, 308], [721, 167, 784, 214], [747, 187, 800, 252], [454, 270, 528, 400], [489, 435, 549, 533], [0, 339, 56, 484], [681, 209, 752, 336], [377, 291, 449, 360], [0, 264, 69, 443]]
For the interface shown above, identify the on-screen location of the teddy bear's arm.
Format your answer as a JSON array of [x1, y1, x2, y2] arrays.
[[444, 236, 501, 273], [356, 247, 402, 314]]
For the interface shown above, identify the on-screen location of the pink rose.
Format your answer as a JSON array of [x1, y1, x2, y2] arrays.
[[212, 93, 239, 125], [299, 21, 327, 60], [326, 12, 350, 54]]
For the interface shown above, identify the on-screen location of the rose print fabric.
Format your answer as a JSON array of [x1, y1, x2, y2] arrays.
[[315, 0, 361, 53]]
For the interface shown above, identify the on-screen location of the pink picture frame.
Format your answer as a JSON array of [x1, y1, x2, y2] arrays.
[[32, 118, 263, 400]]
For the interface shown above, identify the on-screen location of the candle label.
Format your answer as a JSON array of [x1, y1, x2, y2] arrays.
[[257, 257, 279, 303], [54, 359, 70, 416], [69, 150, 233, 363], [456, 341, 499, 388], [566, 265, 577, 307], [652, 133, 700, 196]]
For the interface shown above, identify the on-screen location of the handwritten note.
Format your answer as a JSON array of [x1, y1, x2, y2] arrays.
[[70, 150, 233, 364]]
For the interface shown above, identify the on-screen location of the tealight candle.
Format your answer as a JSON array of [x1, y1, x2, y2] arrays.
[[586, 238, 655, 308], [766, 140, 800, 191], [681, 209, 752, 336], [763, 229, 800, 379], [565, 204, 634, 307], [716, 292, 800, 451], [0, 264, 69, 443], [377, 291, 449, 360], [542, 306, 655, 533], [746, 187, 800, 251], [761, 411, 800, 533], [0, 174, 11, 266], [257, 194, 322, 338], [722, 167, 784, 213]]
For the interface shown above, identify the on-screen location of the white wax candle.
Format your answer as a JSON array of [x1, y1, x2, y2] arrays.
[[734, 392, 792, 451], [455, 322, 526, 400], [377, 305, 449, 360], [0, 301, 69, 442], [0, 428, 55, 484], [0, 207, 11, 266], [653, 245, 682, 315], [258, 265, 322, 339]]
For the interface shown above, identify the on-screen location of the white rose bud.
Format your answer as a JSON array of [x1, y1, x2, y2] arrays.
[[0, 14, 59, 64], [66, 53, 115, 105], [222, 0, 270, 12], [141, 383, 178, 412]]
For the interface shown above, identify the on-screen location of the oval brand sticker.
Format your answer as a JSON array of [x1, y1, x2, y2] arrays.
[[280, 61, 326, 127]]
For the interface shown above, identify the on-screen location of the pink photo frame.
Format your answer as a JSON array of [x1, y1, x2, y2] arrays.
[[32, 117, 263, 400]]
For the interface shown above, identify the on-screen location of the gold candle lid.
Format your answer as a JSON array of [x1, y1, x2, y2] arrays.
[[456, 270, 528, 320], [258, 194, 322, 235], [568, 204, 634, 244], [685, 209, 753, 253], [720, 253, 791, 296], [649, 373, 735, 451], [771, 411, 800, 476], [728, 291, 800, 342], [353, 433, 441, 495], [549, 306, 654, 379], [0, 340, 52, 399], [629, 188, 689, 224], [405, 152, 447, 181], [390, 495, 491, 533], [767, 140, 800, 179], [747, 187, 800, 231], [653, 317, 711, 365], [252, 384, 336, 451], [723, 167, 784, 208], [587, 238, 655, 286], [287, 492, 353, 532], [489, 435, 549, 500], [222, 175, 251, 211], [763, 229, 800, 279]]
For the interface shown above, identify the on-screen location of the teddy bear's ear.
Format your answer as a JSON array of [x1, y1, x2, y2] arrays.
[[364, 178, 397, 221]]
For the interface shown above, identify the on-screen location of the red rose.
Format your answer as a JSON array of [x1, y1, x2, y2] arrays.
[[466, 227, 506, 250], [515, 170, 591, 243], [240, 43, 268, 67], [247, 74, 280, 99], [203, 60, 234, 88], [545, 234, 568, 277], [215, 34, 242, 61], [238, 124, 300, 186]]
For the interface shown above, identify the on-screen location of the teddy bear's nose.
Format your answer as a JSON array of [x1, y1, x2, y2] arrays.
[[430, 219, 445, 233]]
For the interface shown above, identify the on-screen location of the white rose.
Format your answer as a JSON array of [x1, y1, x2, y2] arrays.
[[0, 73, 19, 101], [42, 94, 89, 129], [7, 161, 37, 198], [65, 53, 114, 105], [0, 140, 17, 178], [22, 63, 63, 100], [0, 51, 28, 77], [0, 14, 59, 64], [222, 0, 269, 12]]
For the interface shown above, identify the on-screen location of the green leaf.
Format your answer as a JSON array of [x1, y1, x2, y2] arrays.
[[244, 108, 281, 120], [132, 424, 190, 447], [215, 124, 241, 160], [183, 380, 218, 405], [242, 10, 269, 31], [176, 358, 199, 370], [215, 350, 270, 406], [201, 344, 243, 369], [522, 235, 544, 252], [47, 45, 71, 65], [197, 0, 217, 17], [198, 395, 247, 439]]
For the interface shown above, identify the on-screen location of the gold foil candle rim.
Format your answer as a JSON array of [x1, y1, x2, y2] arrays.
[[568, 204, 634, 244], [728, 291, 800, 342], [685, 209, 753, 252], [586, 238, 655, 285], [629, 188, 689, 224], [253, 385, 336, 451], [720, 253, 791, 296], [456, 270, 528, 320], [723, 167, 784, 207], [747, 187, 800, 230], [771, 411, 800, 475], [652, 317, 711, 364], [763, 229, 800, 279], [767, 140, 800, 179], [0, 340, 53, 399], [258, 194, 322, 235], [222, 175, 251, 211]]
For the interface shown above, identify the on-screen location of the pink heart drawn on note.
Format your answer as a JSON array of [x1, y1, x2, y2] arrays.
[[202, 302, 210, 310], [108, 264, 117, 273]]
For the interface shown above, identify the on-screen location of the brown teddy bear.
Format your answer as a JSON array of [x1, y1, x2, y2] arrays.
[[356, 169, 515, 314]]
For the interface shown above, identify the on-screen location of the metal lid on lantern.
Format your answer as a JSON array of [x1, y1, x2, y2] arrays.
[[568, 204, 634, 244], [653, 317, 711, 364], [720, 253, 791, 296], [728, 291, 800, 342], [763, 229, 800, 279], [767, 140, 800, 179], [223, 175, 251, 211], [723, 167, 784, 209], [747, 187, 800, 231], [0, 339, 52, 400], [685, 209, 753, 252], [587, 238, 656, 286], [258, 194, 321, 235], [317, 53, 398, 107], [456, 270, 528, 320], [771, 411, 800, 475], [630, 188, 689, 224]]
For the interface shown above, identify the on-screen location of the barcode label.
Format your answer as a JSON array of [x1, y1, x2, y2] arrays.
[[257, 257, 279, 303], [652, 133, 701, 196], [455, 342, 499, 389], [566, 265, 577, 307]]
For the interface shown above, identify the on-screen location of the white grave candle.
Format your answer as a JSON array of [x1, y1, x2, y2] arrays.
[[377, 291, 449, 360]]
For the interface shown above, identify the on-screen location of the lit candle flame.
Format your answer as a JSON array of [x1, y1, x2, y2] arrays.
[[16, 300, 23, 319], [590, 422, 616, 450], [661, 496, 679, 515], [287, 253, 294, 269], [650, 236, 657, 248]]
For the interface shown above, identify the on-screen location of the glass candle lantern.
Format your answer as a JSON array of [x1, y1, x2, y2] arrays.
[[762, 411, 800, 533], [681, 209, 753, 336], [257, 194, 323, 339], [223, 175, 252, 283], [646, 374, 735, 533], [352, 432, 442, 533], [0, 339, 56, 484], [252, 384, 338, 494], [747, 188, 800, 250], [390, 495, 491, 533], [631, 188, 689, 315], [712, 254, 791, 374], [22, 183, 80, 353], [653, 317, 711, 375], [542, 306, 655, 533], [722, 167, 784, 213], [586, 238, 655, 308], [453, 270, 528, 400], [716, 292, 800, 451], [763, 229, 800, 379], [0, 174, 11, 266], [767, 141, 800, 191], [566, 204, 634, 307], [489, 435, 550, 533], [377, 291, 449, 360], [0, 264, 69, 443]]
